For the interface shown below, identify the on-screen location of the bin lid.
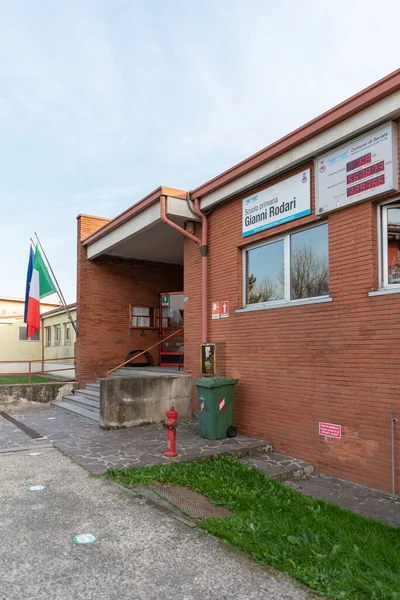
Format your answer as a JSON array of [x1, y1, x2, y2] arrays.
[[193, 377, 239, 388]]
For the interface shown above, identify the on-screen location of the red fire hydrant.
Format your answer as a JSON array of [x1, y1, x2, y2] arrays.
[[162, 407, 178, 457]]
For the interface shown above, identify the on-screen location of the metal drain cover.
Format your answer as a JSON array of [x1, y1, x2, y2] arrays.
[[150, 486, 231, 519]]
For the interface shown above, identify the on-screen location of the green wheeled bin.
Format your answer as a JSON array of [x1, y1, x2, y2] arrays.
[[194, 377, 239, 440]]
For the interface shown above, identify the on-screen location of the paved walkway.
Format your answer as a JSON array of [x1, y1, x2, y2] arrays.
[[287, 472, 400, 527], [2, 407, 268, 474], [1, 406, 399, 528], [0, 447, 315, 600]]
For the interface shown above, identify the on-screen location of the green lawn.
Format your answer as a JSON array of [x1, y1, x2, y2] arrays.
[[0, 375, 55, 384], [106, 455, 400, 600]]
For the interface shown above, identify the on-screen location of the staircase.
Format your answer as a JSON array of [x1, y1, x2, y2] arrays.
[[52, 381, 100, 423], [52, 366, 185, 423]]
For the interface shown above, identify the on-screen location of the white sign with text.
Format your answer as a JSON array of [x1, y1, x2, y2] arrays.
[[242, 170, 311, 237], [316, 122, 398, 215]]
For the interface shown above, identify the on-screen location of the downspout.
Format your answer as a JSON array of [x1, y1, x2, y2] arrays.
[[160, 194, 208, 343], [193, 197, 208, 344]]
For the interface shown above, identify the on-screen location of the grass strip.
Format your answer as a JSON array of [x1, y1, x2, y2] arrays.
[[106, 455, 400, 600], [0, 375, 55, 384]]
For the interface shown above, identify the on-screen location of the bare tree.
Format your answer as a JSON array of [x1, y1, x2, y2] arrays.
[[248, 274, 282, 303], [290, 244, 328, 299]]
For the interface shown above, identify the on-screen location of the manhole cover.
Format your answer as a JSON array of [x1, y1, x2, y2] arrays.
[[150, 486, 231, 519]]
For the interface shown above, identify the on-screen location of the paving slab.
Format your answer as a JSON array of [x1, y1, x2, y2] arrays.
[[240, 448, 315, 481], [286, 472, 400, 527], [0, 412, 50, 451], [0, 446, 316, 600], [3, 407, 269, 474]]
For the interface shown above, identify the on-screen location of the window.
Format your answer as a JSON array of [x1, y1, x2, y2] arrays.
[[45, 326, 51, 347], [381, 203, 400, 286], [53, 324, 61, 345], [245, 223, 329, 306], [64, 324, 71, 345], [130, 306, 159, 329], [19, 327, 40, 341]]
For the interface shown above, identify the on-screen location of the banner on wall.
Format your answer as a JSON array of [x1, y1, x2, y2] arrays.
[[242, 170, 311, 237]]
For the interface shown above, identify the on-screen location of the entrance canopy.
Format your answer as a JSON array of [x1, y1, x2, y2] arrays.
[[83, 187, 199, 265]]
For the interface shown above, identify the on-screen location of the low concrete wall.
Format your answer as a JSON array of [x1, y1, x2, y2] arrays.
[[0, 382, 78, 407], [100, 375, 192, 429]]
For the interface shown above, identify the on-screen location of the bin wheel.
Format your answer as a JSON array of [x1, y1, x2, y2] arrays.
[[227, 426, 237, 438]]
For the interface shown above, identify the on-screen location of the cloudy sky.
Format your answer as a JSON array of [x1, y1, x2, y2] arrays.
[[1, 0, 399, 303]]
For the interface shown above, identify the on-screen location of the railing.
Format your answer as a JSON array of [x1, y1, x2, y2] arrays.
[[106, 329, 183, 378], [0, 357, 76, 383]]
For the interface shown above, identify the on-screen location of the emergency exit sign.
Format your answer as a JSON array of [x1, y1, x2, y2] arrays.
[[161, 295, 169, 306]]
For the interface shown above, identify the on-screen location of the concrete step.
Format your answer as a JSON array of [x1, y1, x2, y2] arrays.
[[52, 401, 99, 423], [240, 449, 315, 482], [112, 368, 184, 378], [74, 388, 100, 400], [86, 383, 100, 392], [63, 394, 100, 412]]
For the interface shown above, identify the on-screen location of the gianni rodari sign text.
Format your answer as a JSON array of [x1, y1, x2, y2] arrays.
[[242, 169, 311, 237]]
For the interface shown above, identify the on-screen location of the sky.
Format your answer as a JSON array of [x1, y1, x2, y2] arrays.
[[1, 0, 399, 304]]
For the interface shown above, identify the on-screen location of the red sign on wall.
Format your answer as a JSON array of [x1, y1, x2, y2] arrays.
[[319, 422, 342, 439], [212, 302, 220, 319], [220, 301, 229, 318]]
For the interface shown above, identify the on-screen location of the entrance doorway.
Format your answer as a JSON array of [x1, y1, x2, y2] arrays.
[[160, 292, 184, 367]]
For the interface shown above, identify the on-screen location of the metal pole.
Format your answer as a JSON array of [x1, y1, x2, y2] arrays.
[[33, 232, 77, 334], [28, 361, 31, 384], [391, 408, 398, 499]]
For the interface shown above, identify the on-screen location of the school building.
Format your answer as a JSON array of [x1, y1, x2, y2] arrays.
[[75, 69, 400, 493]]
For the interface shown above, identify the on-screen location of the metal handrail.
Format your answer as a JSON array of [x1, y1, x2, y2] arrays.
[[0, 356, 76, 384], [106, 328, 183, 378]]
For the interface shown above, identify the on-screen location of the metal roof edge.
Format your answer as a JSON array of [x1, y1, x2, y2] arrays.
[[192, 68, 400, 199], [82, 186, 187, 247]]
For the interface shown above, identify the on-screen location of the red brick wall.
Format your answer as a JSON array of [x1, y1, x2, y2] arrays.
[[76, 215, 183, 385], [184, 149, 400, 493]]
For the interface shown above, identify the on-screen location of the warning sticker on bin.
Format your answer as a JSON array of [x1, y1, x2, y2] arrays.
[[219, 398, 226, 411], [200, 400, 205, 413]]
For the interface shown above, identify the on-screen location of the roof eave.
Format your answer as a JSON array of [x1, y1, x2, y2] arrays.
[[192, 68, 400, 199], [82, 186, 187, 247]]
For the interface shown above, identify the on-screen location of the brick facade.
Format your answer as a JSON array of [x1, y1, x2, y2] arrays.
[[76, 215, 183, 386], [184, 127, 400, 493]]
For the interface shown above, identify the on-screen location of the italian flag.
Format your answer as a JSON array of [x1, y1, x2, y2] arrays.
[[25, 245, 56, 339]]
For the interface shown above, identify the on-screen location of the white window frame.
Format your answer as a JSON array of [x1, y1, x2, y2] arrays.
[[379, 199, 400, 289], [53, 324, 61, 346], [242, 222, 330, 310], [64, 324, 71, 345], [45, 326, 51, 347], [18, 327, 40, 342]]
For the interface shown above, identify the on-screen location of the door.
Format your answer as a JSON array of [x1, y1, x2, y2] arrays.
[[159, 292, 184, 366]]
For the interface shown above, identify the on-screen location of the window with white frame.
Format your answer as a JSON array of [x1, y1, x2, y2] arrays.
[[64, 324, 71, 345], [381, 202, 400, 287], [45, 326, 51, 346], [19, 327, 40, 341], [244, 223, 329, 306], [53, 324, 61, 345], [130, 306, 159, 329]]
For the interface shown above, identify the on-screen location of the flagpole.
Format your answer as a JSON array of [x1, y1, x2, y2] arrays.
[[33, 232, 78, 334]]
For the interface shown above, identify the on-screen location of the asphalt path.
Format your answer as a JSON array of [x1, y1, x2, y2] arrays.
[[0, 447, 314, 600]]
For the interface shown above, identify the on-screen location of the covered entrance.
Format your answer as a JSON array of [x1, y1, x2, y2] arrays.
[[160, 292, 184, 367], [77, 187, 199, 385]]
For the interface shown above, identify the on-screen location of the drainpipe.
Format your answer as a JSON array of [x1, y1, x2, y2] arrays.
[[193, 197, 208, 344], [160, 194, 208, 343]]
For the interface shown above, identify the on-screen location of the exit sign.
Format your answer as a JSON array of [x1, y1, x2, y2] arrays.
[[161, 295, 169, 306]]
